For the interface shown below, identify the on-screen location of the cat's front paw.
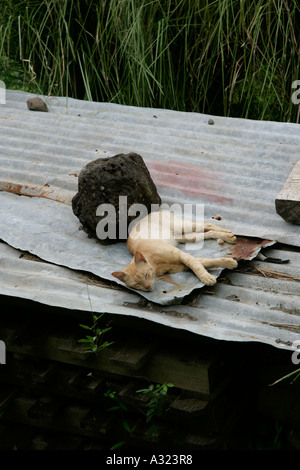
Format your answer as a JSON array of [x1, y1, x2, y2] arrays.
[[220, 233, 236, 244], [201, 273, 217, 286], [224, 258, 238, 269]]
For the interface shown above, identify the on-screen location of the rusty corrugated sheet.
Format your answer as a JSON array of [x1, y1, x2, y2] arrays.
[[0, 90, 299, 350], [0, 191, 274, 305], [1, 90, 299, 245], [0, 241, 299, 351]]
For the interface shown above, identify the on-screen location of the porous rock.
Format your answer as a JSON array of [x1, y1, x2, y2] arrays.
[[27, 97, 48, 112], [72, 152, 161, 243]]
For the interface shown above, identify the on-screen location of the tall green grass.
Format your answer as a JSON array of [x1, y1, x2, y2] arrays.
[[0, 0, 299, 122]]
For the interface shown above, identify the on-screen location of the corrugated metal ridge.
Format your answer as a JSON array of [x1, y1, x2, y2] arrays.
[[1, 103, 299, 160], [0, 90, 299, 351], [0, 191, 243, 305], [0, 241, 299, 351], [1, 90, 299, 246]]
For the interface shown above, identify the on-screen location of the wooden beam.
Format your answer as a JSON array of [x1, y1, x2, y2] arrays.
[[275, 159, 300, 224]]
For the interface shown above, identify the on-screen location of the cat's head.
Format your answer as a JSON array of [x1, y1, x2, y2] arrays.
[[112, 251, 155, 292]]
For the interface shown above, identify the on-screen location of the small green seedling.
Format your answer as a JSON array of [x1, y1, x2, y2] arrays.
[[78, 313, 114, 354]]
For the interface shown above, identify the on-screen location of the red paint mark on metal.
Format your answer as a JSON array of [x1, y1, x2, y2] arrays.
[[147, 160, 233, 204]]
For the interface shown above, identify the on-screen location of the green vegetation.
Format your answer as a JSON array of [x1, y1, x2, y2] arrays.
[[104, 382, 131, 450], [271, 367, 300, 386], [78, 313, 114, 354], [1, 0, 299, 121], [137, 382, 174, 423]]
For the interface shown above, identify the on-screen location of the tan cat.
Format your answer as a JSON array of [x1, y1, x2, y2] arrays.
[[112, 210, 237, 291]]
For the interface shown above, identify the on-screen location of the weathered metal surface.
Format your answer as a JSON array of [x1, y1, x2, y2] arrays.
[[0, 191, 265, 305], [0, 90, 299, 350], [0, 181, 73, 204], [0, 241, 299, 352], [225, 236, 275, 261], [1, 90, 300, 246]]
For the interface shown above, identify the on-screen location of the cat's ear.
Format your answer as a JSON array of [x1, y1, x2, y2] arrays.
[[134, 252, 147, 264], [112, 271, 128, 283]]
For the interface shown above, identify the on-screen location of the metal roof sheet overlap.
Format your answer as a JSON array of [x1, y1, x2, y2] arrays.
[[0, 90, 299, 351]]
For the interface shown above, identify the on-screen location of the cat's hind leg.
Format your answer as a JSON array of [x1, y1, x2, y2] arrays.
[[204, 230, 236, 244], [175, 218, 236, 244], [198, 257, 238, 269], [188, 220, 234, 234], [203, 223, 236, 244], [175, 230, 236, 244], [203, 222, 233, 233]]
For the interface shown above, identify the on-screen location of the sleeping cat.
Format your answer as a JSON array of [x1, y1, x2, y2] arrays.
[[112, 210, 237, 291]]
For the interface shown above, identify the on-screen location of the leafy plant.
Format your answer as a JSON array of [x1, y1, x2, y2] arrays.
[[78, 313, 114, 354], [104, 382, 131, 450], [136, 382, 174, 423]]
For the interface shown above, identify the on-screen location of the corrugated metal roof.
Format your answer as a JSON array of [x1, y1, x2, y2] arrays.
[[0, 241, 299, 351], [1, 90, 300, 245], [0, 190, 275, 305], [0, 90, 299, 351]]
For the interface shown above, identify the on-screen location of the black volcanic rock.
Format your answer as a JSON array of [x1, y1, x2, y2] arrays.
[[72, 152, 161, 244]]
